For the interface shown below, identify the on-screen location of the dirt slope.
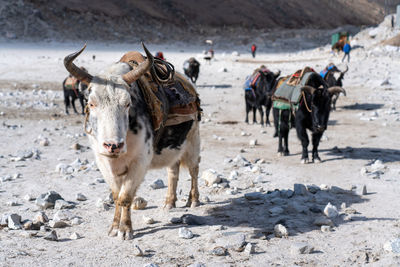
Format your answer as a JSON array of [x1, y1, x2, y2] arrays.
[[0, 0, 392, 42]]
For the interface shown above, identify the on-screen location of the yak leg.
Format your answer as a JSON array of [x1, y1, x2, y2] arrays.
[[78, 95, 85, 115], [117, 193, 133, 240], [186, 163, 200, 208], [296, 125, 309, 164], [265, 98, 272, 126], [108, 190, 121, 237], [283, 128, 290, 156], [258, 106, 264, 127], [64, 95, 70, 115], [245, 101, 250, 123], [164, 162, 180, 209], [252, 107, 257, 124], [71, 97, 79, 114], [311, 132, 323, 163], [332, 94, 338, 110]]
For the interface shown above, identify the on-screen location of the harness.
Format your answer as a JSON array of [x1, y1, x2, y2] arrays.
[[65, 76, 80, 97]]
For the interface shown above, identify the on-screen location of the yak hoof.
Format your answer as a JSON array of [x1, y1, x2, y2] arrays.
[[108, 228, 118, 237], [313, 158, 322, 163], [189, 201, 200, 208], [164, 203, 175, 210], [277, 152, 284, 157], [283, 151, 289, 156], [118, 230, 134, 240], [301, 158, 309, 164]]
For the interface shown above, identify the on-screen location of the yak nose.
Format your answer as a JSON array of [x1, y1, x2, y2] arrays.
[[103, 141, 124, 154]]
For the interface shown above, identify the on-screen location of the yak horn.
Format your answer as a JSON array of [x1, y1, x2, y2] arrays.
[[301, 85, 316, 95], [64, 44, 93, 85], [122, 42, 154, 84], [328, 86, 346, 96], [274, 70, 281, 78], [342, 65, 349, 74]]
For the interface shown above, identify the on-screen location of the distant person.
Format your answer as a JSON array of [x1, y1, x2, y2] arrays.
[[208, 48, 214, 58], [342, 42, 351, 63], [155, 51, 165, 60], [251, 44, 257, 58]]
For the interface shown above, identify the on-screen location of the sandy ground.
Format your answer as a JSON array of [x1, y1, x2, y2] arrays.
[[1, 28, 400, 267]]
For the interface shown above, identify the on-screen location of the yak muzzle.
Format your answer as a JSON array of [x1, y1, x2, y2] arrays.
[[103, 141, 125, 154]]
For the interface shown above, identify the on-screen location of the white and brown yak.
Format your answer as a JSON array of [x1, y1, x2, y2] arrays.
[[63, 43, 201, 240]]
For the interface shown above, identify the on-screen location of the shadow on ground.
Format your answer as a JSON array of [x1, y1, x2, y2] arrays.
[[341, 103, 384, 111], [322, 146, 400, 163]]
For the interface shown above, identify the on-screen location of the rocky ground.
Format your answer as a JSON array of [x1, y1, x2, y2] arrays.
[[1, 20, 400, 266]]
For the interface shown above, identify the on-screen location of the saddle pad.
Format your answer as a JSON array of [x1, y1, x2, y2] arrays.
[[273, 70, 316, 104]]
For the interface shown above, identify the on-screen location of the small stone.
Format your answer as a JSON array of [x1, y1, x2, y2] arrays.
[[144, 264, 159, 267], [132, 197, 147, 210], [170, 217, 182, 224], [307, 184, 320, 194], [71, 143, 82, 150], [210, 246, 227, 256], [49, 220, 69, 228], [228, 170, 239, 180], [23, 220, 33, 230], [274, 224, 288, 238], [244, 192, 264, 200], [96, 198, 110, 210], [181, 214, 205, 225], [24, 194, 36, 201], [187, 263, 206, 267], [133, 244, 144, 256], [344, 207, 357, 214], [7, 200, 18, 206], [291, 242, 315, 254], [201, 169, 222, 186], [143, 215, 155, 224], [39, 138, 50, 146], [34, 211, 49, 224], [244, 243, 255, 255], [70, 232, 81, 240], [353, 184, 367, 196], [20, 231, 37, 238], [53, 210, 74, 222], [321, 225, 332, 232], [150, 179, 165, 189], [71, 217, 83, 225], [340, 202, 347, 209], [95, 178, 105, 183], [0, 214, 9, 226], [251, 166, 260, 173], [384, 238, 400, 253], [44, 230, 58, 241], [280, 189, 294, 198], [178, 227, 194, 239], [294, 184, 308, 196], [249, 139, 257, 146], [320, 184, 329, 191], [8, 214, 22, 230], [269, 206, 284, 215], [35, 191, 64, 209], [54, 199, 75, 210], [201, 196, 210, 203], [76, 193, 87, 201], [324, 203, 339, 218], [313, 217, 334, 226]]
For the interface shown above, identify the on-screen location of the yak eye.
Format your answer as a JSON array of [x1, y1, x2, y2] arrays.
[[126, 103, 130, 108], [89, 102, 96, 108]]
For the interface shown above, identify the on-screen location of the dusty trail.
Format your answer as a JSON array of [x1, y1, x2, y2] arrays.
[[0, 37, 399, 266]]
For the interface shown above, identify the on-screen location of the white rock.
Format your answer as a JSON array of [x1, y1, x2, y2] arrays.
[[76, 193, 87, 201], [178, 227, 194, 239], [24, 194, 35, 201], [132, 197, 147, 210], [321, 225, 332, 232], [249, 139, 257, 146], [96, 198, 110, 210], [53, 210, 74, 222], [228, 170, 239, 180], [70, 232, 81, 240], [34, 211, 49, 224], [244, 243, 255, 255], [324, 203, 339, 218], [150, 179, 165, 189], [8, 214, 22, 230], [290, 242, 315, 254], [201, 169, 222, 186], [274, 224, 288, 238], [44, 230, 58, 241], [251, 166, 260, 173], [71, 217, 83, 225], [143, 215, 155, 224], [49, 220, 68, 228], [353, 184, 367, 196]]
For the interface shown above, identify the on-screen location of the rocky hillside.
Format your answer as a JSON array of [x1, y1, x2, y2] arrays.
[[0, 0, 396, 43]]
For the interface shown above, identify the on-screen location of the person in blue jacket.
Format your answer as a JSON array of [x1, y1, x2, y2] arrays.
[[342, 42, 351, 62]]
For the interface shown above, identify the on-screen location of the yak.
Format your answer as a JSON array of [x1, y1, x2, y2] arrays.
[[183, 57, 200, 83]]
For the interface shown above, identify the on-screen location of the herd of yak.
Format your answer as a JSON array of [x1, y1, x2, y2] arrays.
[[62, 52, 347, 164]]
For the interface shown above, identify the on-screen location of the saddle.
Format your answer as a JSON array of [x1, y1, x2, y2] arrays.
[[272, 67, 318, 110], [119, 52, 200, 132]]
